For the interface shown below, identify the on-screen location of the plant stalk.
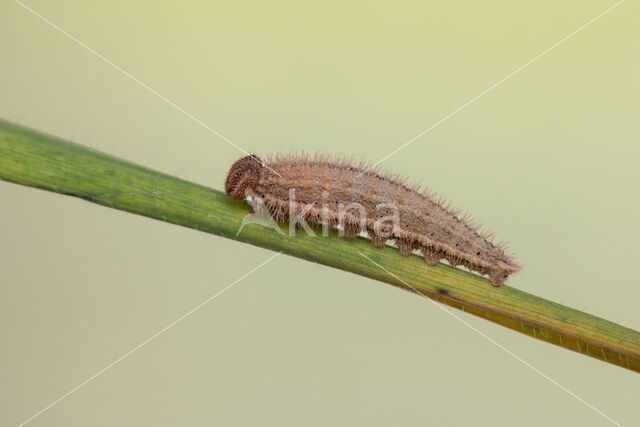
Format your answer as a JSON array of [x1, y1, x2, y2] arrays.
[[1, 118, 638, 373]]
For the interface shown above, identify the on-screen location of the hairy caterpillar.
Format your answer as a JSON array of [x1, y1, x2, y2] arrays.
[[225, 153, 521, 286]]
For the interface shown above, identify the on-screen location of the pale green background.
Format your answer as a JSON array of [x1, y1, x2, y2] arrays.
[[1, 1, 638, 426]]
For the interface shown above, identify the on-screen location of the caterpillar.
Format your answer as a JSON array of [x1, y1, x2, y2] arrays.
[[225, 153, 521, 286]]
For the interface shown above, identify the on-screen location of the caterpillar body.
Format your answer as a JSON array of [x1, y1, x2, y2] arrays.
[[225, 153, 521, 286]]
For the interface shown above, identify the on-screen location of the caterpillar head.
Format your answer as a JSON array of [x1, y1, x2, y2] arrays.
[[225, 154, 263, 200]]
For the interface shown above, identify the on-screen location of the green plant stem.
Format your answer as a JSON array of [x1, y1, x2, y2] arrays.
[[1, 118, 639, 373]]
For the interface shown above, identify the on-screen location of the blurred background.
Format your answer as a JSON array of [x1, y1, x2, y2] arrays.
[[1, 1, 638, 425]]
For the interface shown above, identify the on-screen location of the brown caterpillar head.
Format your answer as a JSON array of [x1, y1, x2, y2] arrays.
[[225, 154, 263, 200]]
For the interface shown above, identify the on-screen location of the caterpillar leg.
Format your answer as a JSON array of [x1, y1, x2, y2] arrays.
[[370, 234, 387, 248], [367, 226, 389, 248], [421, 247, 441, 266], [342, 222, 361, 239], [395, 238, 415, 256], [447, 256, 461, 268]]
